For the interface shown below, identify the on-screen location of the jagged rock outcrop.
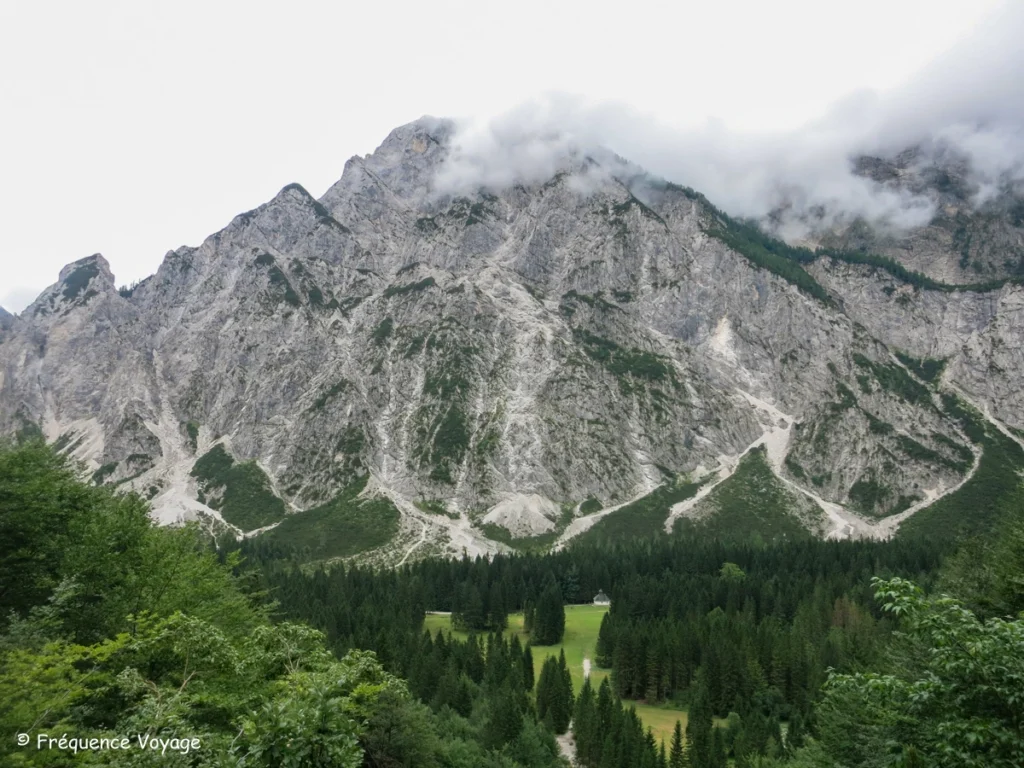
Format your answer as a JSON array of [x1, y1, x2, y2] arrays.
[[2, 118, 1020, 558]]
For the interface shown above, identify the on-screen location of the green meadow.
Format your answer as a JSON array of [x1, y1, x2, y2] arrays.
[[423, 604, 696, 745]]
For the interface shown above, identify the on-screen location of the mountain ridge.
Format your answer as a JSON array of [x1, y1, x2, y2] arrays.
[[2, 118, 1022, 562]]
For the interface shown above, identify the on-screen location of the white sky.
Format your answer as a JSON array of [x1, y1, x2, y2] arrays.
[[0, 0, 1009, 312]]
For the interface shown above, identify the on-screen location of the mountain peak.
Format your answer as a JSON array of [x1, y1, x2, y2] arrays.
[[58, 253, 114, 285], [55, 254, 116, 305], [376, 116, 455, 153], [320, 117, 456, 211]]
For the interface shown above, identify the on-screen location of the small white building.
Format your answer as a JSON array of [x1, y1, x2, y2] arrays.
[[593, 590, 610, 606]]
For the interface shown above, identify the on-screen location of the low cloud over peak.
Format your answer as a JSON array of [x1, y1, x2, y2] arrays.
[[433, 3, 1024, 241]]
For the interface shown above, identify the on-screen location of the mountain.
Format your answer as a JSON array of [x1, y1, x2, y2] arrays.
[[790, 146, 1024, 284], [2, 118, 1023, 562]]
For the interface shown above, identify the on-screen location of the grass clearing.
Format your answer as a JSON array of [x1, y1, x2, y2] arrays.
[[423, 604, 695, 745]]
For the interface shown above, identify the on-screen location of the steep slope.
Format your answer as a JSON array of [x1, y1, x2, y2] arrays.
[[673, 445, 827, 541], [2, 118, 1021, 559], [801, 147, 1024, 285], [0, 306, 14, 344]]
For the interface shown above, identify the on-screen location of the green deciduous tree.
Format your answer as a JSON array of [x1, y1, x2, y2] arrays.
[[799, 577, 1024, 768]]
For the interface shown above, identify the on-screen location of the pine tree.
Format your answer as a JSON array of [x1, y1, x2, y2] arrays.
[[536, 656, 557, 724], [463, 583, 485, 631], [552, 648, 574, 733], [596, 677, 614, 730], [523, 599, 535, 632], [669, 720, 685, 768], [534, 579, 566, 645], [523, 643, 535, 692], [484, 680, 526, 748], [596, 612, 615, 667], [538, 653, 573, 734], [574, 678, 597, 766], [686, 673, 713, 768], [488, 581, 507, 631], [709, 727, 727, 768], [561, 563, 581, 603], [431, 660, 461, 712]]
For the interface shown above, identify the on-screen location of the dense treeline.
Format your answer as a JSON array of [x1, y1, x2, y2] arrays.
[[573, 678, 666, 768], [240, 527, 945, 767], [598, 558, 902, 711], [241, 534, 944, 640], [4, 439, 1023, 766]]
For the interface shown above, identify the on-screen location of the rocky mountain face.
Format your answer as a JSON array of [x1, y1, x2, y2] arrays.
[[801, 146, 1024, 284], [0, 306, 14, 341], [2, 118, 1023, 562]]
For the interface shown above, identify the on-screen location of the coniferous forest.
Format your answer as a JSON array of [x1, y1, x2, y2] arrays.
[[2, 440, 1024, 767]]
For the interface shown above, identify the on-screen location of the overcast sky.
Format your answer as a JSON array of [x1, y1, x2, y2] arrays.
[[0, 0, 1015, 312]]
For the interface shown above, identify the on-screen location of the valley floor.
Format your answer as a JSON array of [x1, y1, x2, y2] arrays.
[[424, 604, 703, 746]]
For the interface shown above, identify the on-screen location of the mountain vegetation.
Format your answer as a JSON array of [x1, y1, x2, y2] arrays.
[[0, 441, 567, 768], [2, 439, 1023, 766]]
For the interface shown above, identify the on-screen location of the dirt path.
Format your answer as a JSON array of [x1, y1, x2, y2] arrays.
[[556, 728, 577, 765]]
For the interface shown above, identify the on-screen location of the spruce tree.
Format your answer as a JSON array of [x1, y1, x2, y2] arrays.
[[534, 580, 566, 645], [574, 678, 597, 766], [523, 599, 535, 632], [686, 673, 714, 768], [463, 583, 485, 631], [536, 656, 557, 724], [488, 581, 507, 631], [484, 679, 526, 748], [596, 612, 615, 667], [523, 643, 535, 692], [551, 648, 573, 733], [710, 727, 727, 768], [670, 720, 685, 768]]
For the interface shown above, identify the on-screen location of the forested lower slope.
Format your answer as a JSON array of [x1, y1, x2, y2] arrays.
[[0, 442, 567, 768], [239, 479, 1024, 767], [3, 439, 1023, 767]]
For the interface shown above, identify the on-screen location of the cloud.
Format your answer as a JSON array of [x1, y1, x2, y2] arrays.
[[431, 100, 581, 195], [433, 2, 1024, 240], [0, 286, 41, 316]]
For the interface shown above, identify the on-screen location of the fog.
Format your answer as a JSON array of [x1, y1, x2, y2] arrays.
[[434, 3, 1024, 239]]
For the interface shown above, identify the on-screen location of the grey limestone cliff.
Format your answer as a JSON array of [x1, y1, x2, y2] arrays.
[[2, 118, 1020, 559]]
